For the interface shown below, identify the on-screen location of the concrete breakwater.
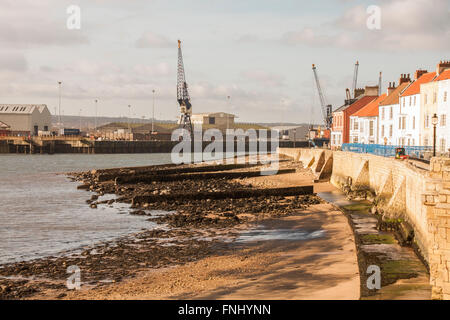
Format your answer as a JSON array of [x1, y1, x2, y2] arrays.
[[278, 147, 450, 300]]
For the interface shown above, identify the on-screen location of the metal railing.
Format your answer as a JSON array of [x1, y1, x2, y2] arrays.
[[341, 143, 432, 158]]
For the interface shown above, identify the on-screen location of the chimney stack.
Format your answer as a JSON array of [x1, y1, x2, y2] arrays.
[[364, 85, 379, 96], [414, 69, 427, 80], [387, 81, 397, 95], [436, 60, 450, 75], [354, 88, 364, 98], [399, 73, 411, 84]]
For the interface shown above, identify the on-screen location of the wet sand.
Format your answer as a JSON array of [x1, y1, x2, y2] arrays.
[[2, 158, 361, 300], [58, 203, 359, 300], [39, 165, 359, 300]]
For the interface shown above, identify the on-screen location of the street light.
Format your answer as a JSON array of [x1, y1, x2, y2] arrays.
[[57, 81, 62, 129], [94, 99, 98, 132], [152, 89, 156, 133], [128, 105, 132, 141], [432, 113, 438, 157], [226, 95, 231, 130]]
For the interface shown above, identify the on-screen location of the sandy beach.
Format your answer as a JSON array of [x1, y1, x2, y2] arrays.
[[10, 159, 359, 300]]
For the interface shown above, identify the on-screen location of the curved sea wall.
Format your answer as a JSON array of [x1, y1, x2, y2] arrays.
[[278, 147, 450, 300]]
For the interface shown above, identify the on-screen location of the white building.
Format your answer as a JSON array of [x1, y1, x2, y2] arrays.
[[378, 79, 411, 146], [190, 112, 235, 128], [0, 104, 52, 135], [398, 70, 437, 147], [434, 67, 450, 153]]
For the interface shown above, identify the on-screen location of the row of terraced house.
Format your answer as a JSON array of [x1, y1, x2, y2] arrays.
[[330, 60, 450, 153]]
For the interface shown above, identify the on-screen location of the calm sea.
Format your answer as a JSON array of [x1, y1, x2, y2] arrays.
[[0, 153, 172, 264]]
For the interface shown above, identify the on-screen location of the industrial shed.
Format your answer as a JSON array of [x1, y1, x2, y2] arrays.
[[0, 104, 52, 135]]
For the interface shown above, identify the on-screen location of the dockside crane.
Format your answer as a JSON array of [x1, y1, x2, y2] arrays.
[[312, 64, 332, 130], [352, 61, 359, 98], [177, 40, 193, 134]]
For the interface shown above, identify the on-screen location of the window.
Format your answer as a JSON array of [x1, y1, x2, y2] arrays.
[[381, 108, 385, 120], [398, 117, 402, 129], [425, 94, 428, 105], [413, 116, 415, 129], [414, 96, 416, 105], [409, 97, 412, 106], [433, 92, 437, 103], [425, 114, 430, 128], [424, 137, 429, 146], [445, 92, 448, 102], [353, 136, 358, 143], [441, 138, 446, 152], [381, 125, 385, 137], [441, 114, 446, 127], [354, 120, 358, 130], [390, 107, 393, 119], [208, 117, 215, 124], [389, 125, 393, 137], [402, 117, 406, 130], [369, 121, 374, 136], [360, 121, 363, 133], [403, 99, 406, 107]]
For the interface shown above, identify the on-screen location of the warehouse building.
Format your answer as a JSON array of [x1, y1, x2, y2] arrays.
[[0, 104, 52, 136]]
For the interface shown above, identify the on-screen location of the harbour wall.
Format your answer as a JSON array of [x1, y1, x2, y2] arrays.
[[278, 147, 450, 300]]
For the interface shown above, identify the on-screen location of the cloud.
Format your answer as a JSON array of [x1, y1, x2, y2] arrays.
[[235, 34, 261, 43], [240, 70, 285, 87], [0, 52, 28, 72], [282, 0, 450, 51], [0, 1, 89, 48], [135, 32, 174, 48]]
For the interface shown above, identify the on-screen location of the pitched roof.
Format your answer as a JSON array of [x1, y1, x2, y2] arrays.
[[333, 96, 375, 113], [0, 104, 48, 114], [379, 82, 410, 106], [401, 72, 436, 97], [434, 69, 450, 81], [352, 94, 387, 117], [346, 96, 378, 115]]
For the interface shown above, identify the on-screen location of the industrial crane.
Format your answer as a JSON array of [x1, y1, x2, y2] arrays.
[[352, 61, 359, 98], [177, 40, 193, 134], [312, 64, 332, 130]]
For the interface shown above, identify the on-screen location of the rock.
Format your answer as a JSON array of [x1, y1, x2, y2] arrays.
[[90, 203, 97, 209], [91, 169, 97, 175]]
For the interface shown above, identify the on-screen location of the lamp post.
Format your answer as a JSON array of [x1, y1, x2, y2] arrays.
[[94, 99, 98, 132], [152, 89, 155, 133], [432, 113, 438, 157], [79, 109, 82, 132], [128, 105, 132, 141], [226, 95, 231, 130], [57, 81, 62, 129]]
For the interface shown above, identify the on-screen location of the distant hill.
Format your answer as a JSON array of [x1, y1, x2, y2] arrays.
[[53, 115, 320, 131]]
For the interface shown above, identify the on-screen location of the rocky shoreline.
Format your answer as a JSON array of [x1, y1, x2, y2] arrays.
[[0, 158, 321, 299]]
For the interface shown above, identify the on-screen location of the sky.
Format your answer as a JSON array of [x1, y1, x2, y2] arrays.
[[0, 0, 449, 124]]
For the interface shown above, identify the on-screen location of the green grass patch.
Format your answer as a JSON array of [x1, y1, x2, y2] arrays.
[[342, 202, 372, 213], [361, 234, 396, 245]]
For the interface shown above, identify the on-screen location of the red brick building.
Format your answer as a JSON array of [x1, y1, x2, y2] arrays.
[[330, 86, 379, 148]]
